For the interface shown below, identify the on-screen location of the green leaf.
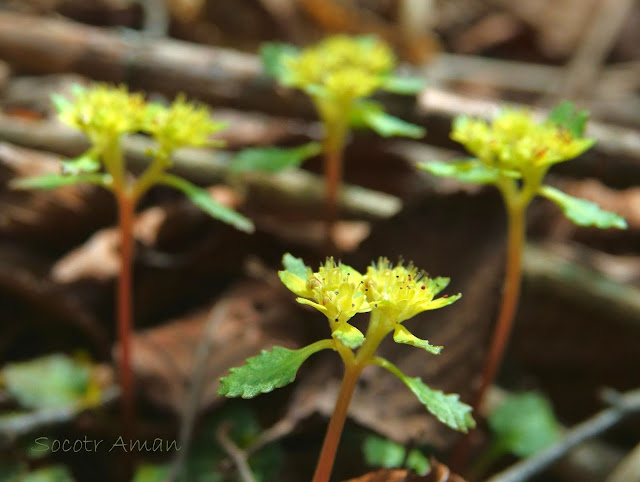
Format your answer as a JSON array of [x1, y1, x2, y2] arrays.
[[539, 185, 627, 229], [382, 75, 426, 95], [10, 173, 110, 190], [160, 173, 254, 233], [61, 152, 101, 175], [352, 101, 425, 138], [548, 101, 589, 137], [282, 253, 311, 279], [363, 435, 430, 475], [260, 42, 299, 82], [132, 464, 171, 482], [22, 466, 75, 482], [218, 340, 333, 398], [488, 392, 561, 458], [230, 142, 321, 173], [393, 325, 442, 355], [406, 449, 430, 476], [1, 354, 91, 409], [51, 93, 73, 114], [363, 435, 406, 469], [418, 159, 516, 184], [333, 323, 365, 349], [375, 357, 475, 433]]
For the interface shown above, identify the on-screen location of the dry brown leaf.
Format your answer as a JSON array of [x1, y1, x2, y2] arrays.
[[119, 279, 308, 413]]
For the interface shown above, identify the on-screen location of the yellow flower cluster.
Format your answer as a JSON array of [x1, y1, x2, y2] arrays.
[[56, 84, 226, 160], [279, 256, 459, 351], [57, 84, 147, 141], [145, 94, 227, 157], [283, 35, 395, 102], [451, 110, 595, 174]]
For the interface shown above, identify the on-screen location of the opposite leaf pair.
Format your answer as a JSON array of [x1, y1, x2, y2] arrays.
[[219, 254, 475, 436], [16, 84, 253, 233], [420, 102, 626, 230]]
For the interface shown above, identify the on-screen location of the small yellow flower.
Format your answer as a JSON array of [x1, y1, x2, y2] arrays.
[[279, 258, 370, 348], [145, 95, 227, 156], [363, 258, 459, 353], [451, 110, 595, 175], [283, 35, 394, 102], [57, 84, 146, 141], [364, 258, 459, 325]]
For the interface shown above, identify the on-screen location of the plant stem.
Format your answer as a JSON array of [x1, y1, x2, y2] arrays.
[[312, 362, 362, 482], [474, 201, 526, 411], [116, 192, 136, 441], [322, 124, 347, 249]]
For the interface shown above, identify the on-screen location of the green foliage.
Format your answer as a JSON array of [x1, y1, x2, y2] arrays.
[[134, 405, 283, 482], [363, 435, 430, 475], [187, 404, 283, 482], [132, 464, 171, 482], [0, 462, 75, 482], [392, 325, 442, 355], [259, 42, 299, 82], [61, 152, 101, 175], [418, 159, 505, 184], [218, 341, 332, 398], [11, 173, 110, 191], [547, 101, 589, 138], [160, 174, 254, 233], [375, 357, 475, 433], [539, 185, 627, 229], [1, 354, 92, 409], [381, 76, 427, 95], [281, 253, 312, 280], [352, 101, 425, 138], [488, 392, 561, 458], [22, 466, 74, 482], [230, 142, 321, 173]]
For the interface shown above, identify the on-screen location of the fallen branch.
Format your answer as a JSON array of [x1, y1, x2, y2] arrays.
[[522, 243, 640, 327], [0, 115, 401, 220], [487, 388, 640, 482]]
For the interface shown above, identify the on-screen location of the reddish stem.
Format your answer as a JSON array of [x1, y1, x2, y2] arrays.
[[450, 204, 526, 473], [116, 193, 136, 441], [312, 363, 362, 482], [473, 203, 525, 411], [322, 127, 346, 250]]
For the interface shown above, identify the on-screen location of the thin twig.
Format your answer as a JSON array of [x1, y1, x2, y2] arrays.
[[550, 0, 637, 101], [0, 116, 402, 220], [216, 422, 257, 482], [487, 388, 640, 482], [166, 299, 231, 482]]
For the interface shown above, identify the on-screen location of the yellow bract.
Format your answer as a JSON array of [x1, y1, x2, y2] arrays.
[[284, 35, 394, 101], [58, 84, 146, 140], [452, 110, 595, 174], [279, 258, 369, 348], [145, 95, 226, 156], [279, 256, 460, 352], [363, 258, 460, 325]]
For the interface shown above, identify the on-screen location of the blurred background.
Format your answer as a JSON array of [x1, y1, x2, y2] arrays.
[[0, 0, 639, 481]]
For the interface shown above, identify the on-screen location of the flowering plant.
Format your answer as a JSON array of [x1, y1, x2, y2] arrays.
[[219, 254, 474, 482], [259, 35, 426, 243], [418, 103, 626, 416], [13, 84, 254, 434]]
